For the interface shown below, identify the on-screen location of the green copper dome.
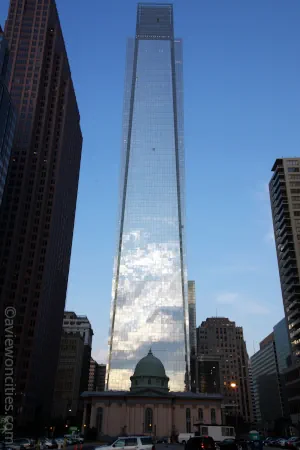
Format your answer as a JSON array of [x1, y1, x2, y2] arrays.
[[133, 349, 166, 377], [130, 349, 170, 392]]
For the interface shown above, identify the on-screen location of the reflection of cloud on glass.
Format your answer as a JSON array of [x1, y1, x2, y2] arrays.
[[109, 228, 187, 390], [147, 306, 183, 323]]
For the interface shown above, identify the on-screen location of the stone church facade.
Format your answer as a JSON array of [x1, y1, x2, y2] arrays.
[[82, 350, 223, 439]]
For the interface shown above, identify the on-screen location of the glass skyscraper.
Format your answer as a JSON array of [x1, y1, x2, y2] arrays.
[[107, 3, 190, 391]]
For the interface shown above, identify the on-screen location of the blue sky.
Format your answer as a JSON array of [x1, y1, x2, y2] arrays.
[[1, 0, 300, 363]]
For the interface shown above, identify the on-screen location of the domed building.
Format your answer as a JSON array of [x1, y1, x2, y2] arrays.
[[82, 350, 222, 439], [130, 349, 169, 393]]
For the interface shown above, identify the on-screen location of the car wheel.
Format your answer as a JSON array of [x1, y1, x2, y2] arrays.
[[182, 441, 186, 446]]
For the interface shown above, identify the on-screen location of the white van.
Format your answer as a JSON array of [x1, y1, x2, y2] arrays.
[[196, 426, 235, 443], [178, 434, 195, 445], [179, 426, 235, 444]]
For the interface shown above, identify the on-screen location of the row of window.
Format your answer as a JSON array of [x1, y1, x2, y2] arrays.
[[95, 406, 216, 434]]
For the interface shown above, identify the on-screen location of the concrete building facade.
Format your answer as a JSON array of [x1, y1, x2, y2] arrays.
[[88, 358, 106, 392], [63, 312, 93, 395], [0, 0, 82, 427], [270, 158, 300, 361], [52, 331, 84, 420], [197, 318, 252, 423]]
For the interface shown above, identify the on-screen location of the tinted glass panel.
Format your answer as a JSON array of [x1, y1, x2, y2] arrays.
[[107, 5, 189, 392], [125, 439, 138, 446], [140, 438, 153, 445]]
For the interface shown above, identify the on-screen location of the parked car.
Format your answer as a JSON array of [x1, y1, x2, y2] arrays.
[[12, 440, 33, 450], [264, 438, 273, 446], [73, 435, 84, 444], [95, 436, 154, 450], [156, 438, 168, 444], [269, 439, 281, 447], [218, 439, 241, 450], [40, 439, 58, 450], [64, 436, 77, 445], [185, 436, 216, 450], [277, 439, 288, 448], [289, 440, 300, 450], [286, 438, 300, 450]]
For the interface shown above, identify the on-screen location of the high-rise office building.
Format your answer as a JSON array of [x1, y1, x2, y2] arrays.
[[250, 332, 285, 427], [52, 331, 84, 421], [270, 158, 300, 361], [196, 354, 221, 395], [273, 318, 291, 374], [248, 361, 257, 423], [188, 281, 197, 355], [0, 26, 16, 206], [63, 312, 94, 396], [88, 358, 106, 392], [107, 3, 189, 391], [197, 318, 252, 423], [188, 281, 197, 392], [0, 0, 82, 427]]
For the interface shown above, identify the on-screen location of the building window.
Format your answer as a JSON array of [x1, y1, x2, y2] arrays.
[[186, 408, 191, 433], [198, 408, 203, 421], [211, 408, 216, 424], [145, 408, 153, 433], [96, 407, 103, 433]]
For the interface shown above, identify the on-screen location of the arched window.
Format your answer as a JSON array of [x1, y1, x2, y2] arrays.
[[96, 407, 103, 432], [211, 408, 216, 424], [145, 407, 153, 433], [198, 408, 203, 422], [186, 408, 191, 433]]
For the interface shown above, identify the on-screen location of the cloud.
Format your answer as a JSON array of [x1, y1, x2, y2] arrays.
[[215, 291, 270, 316], [264, 228, 275, 244], [93, 346, 108, 364], [254, 182, 270, 202], [216, 292, 238, 304]]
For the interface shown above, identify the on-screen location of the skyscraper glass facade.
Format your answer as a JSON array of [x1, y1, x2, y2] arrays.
[[107, 3, 189, 391]]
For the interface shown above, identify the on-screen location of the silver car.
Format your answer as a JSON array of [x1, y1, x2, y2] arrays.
[[95, 437, 154, 450]]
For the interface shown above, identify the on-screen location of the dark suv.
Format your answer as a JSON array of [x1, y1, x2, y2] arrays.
[[186, 436, 216, 450]]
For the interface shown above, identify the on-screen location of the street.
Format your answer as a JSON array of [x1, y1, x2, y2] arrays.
[[70, 443, 284, 450]]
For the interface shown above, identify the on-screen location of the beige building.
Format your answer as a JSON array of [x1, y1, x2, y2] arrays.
[[270, 158, 300, 361], [82, 350, 222, 439], [197, 318, 252, 423]]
